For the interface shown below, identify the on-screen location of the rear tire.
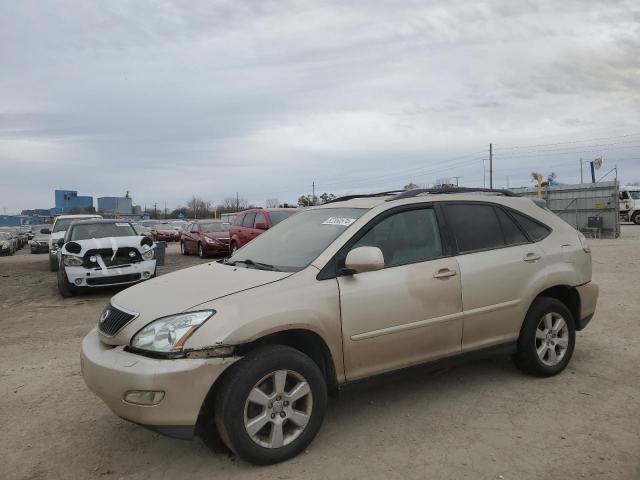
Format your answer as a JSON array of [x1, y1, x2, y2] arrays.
[[57, 268, 76, 297], [210, 345, 327, 465], [632, 211, 640, 225], [512, 297, 575, 377]]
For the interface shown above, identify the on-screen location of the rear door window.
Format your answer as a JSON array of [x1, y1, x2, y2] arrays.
[[444, 203, 505, 253], [509, 211, 551, 242], [233, 214, 245, 226], [495, 208, 528, 246]]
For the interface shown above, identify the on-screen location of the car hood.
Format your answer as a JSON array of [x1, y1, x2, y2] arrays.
[[203, 232, 229, 240], [102, 262, 293, 345]]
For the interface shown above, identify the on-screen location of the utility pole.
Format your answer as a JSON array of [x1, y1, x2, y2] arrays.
[[482, 160, 486, 188], [236, 192, 239, 211], [489, 143, 493, 189], [580, 158, 584, 184], [153, 202, 157, 219], [453, 176, 460, 187], [312, 181, 315, 206], [164, 201, 167, 219]]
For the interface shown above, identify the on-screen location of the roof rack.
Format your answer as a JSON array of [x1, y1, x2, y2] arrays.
[[386, 187, 520, 201], [322, 190, 405, 205]]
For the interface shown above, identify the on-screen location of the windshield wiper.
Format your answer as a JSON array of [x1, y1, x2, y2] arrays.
[[224, 259, 279, 271]]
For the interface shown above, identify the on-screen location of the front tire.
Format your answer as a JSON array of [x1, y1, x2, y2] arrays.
[[180, 242, 188, 255], [512, 297, 575, 377], [57, 268, 76, 297], [198, 243, 206, 259], [211, 345, 327, 465], [632, 211, 640, 225]]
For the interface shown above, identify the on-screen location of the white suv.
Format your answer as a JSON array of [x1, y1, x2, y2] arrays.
[[44, 214, 102, 271]]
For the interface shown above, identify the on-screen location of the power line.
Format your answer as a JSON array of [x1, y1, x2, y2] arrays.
[[494, 132, 640, 150]]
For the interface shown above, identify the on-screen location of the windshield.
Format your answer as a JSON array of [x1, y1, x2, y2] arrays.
[[71, 223, 136, 240], [269, 211, 296, 225], [629, 191, 640, 200], [229, 208, 366, 271], [53, 217, 99, 232], [201, 222, 229, 233]]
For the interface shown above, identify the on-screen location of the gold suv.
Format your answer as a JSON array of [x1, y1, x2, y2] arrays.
[[81, 188, 598, 465]]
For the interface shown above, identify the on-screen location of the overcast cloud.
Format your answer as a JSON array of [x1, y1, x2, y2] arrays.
[[1, 0, 639, 213]]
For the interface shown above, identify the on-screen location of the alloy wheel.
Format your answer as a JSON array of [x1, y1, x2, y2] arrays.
[[243, 369, 313, 449], [535, 312, 569, 366]]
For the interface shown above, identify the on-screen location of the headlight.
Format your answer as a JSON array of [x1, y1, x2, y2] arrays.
[[206, 237, 215, 244], [63, 255, 83, 266], [131, 311, 214, 354], [1, 243, 8, 249], [141, 249, 154, 260]]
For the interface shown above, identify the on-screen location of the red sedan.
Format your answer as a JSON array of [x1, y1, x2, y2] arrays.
[[228, 208, 298, 254], [180, 220, 231, 258]]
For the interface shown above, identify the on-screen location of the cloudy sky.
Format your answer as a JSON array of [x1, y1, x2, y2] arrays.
[[1, 0, 639, 213]]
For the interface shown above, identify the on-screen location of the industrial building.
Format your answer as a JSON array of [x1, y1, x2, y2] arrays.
[[97, 196, 133, 215], [54, 190, 94, 214]]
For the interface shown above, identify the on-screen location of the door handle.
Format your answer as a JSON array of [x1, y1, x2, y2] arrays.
[[523, 252, 541, 262], [433, 268, 457, 279]]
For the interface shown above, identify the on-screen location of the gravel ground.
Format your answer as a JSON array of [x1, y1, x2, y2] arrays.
[[1, 230, 639, 480]]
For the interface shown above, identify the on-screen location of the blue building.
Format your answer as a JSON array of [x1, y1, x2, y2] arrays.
[[54, 190, 93, 214], [0, 215, 29, 227], [97, 196, 133, 215]]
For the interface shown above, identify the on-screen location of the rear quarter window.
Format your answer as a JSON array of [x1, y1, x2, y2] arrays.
[[509, 211, 551, 242]]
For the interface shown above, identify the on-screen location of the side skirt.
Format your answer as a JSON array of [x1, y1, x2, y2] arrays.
[[337, 342, 517, 394]]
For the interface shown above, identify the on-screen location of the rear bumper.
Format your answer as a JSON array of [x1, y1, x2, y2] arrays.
[[81, 329, 237, 432], [576, 282, 598, 331]]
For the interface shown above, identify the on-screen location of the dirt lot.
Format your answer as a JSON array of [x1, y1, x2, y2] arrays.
[[1, 231, 639, 480]]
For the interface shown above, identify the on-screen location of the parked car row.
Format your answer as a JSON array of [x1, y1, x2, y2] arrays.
[[79, 189, 599, 465], [0, 226, 33, 255]]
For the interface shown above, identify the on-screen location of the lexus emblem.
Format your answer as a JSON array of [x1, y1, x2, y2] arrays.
[[100, 309, 110, 324]]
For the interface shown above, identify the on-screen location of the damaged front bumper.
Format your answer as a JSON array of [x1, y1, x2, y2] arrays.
[[81, 329, 237, 436], [65, 260, 157, 287]]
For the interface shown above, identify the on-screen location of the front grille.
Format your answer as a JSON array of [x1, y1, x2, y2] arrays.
[[88, 273, 141, 287], [98, 303, 137, 336], [83, 248, 141, 268]]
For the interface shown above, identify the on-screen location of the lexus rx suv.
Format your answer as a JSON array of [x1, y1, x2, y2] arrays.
[[81, 188, 598, 465]]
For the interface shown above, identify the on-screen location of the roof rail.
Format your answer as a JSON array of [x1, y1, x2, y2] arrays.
[[322, 190, 406, 205], [386, 187, 520, 201]]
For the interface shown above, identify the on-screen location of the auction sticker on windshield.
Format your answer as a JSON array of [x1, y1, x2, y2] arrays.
[[322, 217, 357, 226]]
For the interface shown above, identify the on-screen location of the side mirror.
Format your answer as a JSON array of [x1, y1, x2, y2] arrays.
[[41, 228, 51, 234], [56, 238, 65, 248], [255, 222, 268, 230], [343, 246, 385, 275]]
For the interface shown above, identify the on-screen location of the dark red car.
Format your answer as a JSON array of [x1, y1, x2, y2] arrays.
[[152, 223, 181, 242], [228, 208, 298, 254], [180, 220, 231, 258]]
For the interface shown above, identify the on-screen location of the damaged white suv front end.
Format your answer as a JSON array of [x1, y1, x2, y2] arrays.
[[57, 220, 158, 297]]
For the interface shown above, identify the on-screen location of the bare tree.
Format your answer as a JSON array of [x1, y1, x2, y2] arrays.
[[266, 198, 280, 208], [221, 197, 248, 212], [186, 197, 212, 219]]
